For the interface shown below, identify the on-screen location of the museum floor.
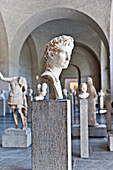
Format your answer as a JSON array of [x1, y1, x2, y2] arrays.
[[0, 113, 113, 170]]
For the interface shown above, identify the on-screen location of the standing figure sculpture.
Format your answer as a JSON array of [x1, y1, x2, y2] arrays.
[[41, 35, 74, 99], [0, 72, 27, 129], [86, 77, 98, 126]]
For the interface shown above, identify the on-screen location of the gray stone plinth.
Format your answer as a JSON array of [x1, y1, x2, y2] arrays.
[[108, 132, 113, 151], [0, 99, 6, 116], [105, 93, 111, 131], [27, 95, 33, 122], [2, 128, 31, 148], [80, 99, 89, 158], [72, 124, 107, 137], [32, 100, 71, 170]]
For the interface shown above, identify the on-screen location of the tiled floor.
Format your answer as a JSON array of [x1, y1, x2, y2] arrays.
[[0, 113, 32, 170], [0, 113, 113, 170]]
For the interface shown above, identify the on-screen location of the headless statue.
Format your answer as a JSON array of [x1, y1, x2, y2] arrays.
[[86, 77, 98, 126], [41, 35, 74, 99], [0, 72, 27, 129]]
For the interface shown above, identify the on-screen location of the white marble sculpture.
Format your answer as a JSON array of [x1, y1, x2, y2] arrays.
[[0, 90, 6, 117], [0, 90, 5, 100], [99, 89, 105, 110], [63, 89, 68, 99], [41, 35, 74, 99], [70, 88, 76, 95], [28, 89, 33, 122], [86, 77, 98, 126], [0, 72, 27, 129], [79, 83, 89, 99], [28, 89, 33, 97], [34, 83, 47, 101]]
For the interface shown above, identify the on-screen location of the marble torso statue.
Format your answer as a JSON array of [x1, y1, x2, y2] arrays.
[[86, 77, 98, 126], [8, 77, 27, 110], [0, 72, 27, 129]]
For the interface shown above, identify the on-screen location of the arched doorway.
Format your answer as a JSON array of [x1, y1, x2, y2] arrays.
[[8, 7, 109, 96]]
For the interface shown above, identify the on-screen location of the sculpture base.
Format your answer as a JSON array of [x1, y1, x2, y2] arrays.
[[72, 124, 107, 137], [2, 128, 31, 147]]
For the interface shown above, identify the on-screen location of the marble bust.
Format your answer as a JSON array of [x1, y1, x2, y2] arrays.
[[63, 89, 68, 99], [0, 72, 27, 129], [34, 83, 47, 101], [79, 83, 89, 99], [28, 89, 33, 96], [41, 35, 74, 99], [86, 77, 98, 126]]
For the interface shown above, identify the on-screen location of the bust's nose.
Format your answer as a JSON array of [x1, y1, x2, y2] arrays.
[[65, 53, 70, 61]]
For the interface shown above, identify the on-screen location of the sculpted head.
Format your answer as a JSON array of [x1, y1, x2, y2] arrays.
[[28, 89, 33, 95], [44, 35, 74, 69], [80, 83, 87, 93], [79, 83, 89, 99], [86, 77, 93, 86]]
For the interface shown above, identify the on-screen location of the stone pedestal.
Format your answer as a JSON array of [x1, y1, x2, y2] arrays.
[[72, 124, 107, 137], [108, 132, 113, 151], [32, 100, 71, 170], [80, 99, 89, 158], [69, 94, 74, 125], [0, 99, 6, 116], [27, 95, 33, 122], [2, 128, 31, 148], [105, 93, 111, 131]]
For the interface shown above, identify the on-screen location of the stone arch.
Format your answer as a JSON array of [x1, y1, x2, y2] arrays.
[[19, 35, 38, 90], [60, 42, 100, 91], [0, 12, 9, 90], [0, 12, 9, 70], [110, 0, 113, 101], [70, 64, 81, 91], [9, 7, 109, 76]]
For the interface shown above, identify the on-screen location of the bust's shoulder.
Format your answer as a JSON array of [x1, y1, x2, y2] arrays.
[[41, 71, 55, 85]]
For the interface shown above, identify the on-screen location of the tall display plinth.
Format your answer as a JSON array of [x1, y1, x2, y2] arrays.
[[2, 128, 31, 148], [80, 99, 89, 158], [32, 100, 71, 170]]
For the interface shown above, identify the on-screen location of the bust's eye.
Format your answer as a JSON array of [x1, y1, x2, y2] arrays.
[[51, 53, 53, 56]]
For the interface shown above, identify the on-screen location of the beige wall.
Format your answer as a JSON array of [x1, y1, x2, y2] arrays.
[[19, 41, 32, 88], [60, 45, 100, 91]]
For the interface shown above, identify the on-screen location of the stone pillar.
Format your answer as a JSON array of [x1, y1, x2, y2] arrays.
[[105, 91, 111, 131], [27, 94, 33, 123], [101, 41, 109, 91], [80, 99, 89, 158], [32, 100, 71, 170], [110, 0, 113, 103], [69, 94, 74, 125], [0, 99, 6, 116]]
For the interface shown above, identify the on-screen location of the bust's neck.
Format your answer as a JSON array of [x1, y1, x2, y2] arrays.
[[46, 66, 62, 81]]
